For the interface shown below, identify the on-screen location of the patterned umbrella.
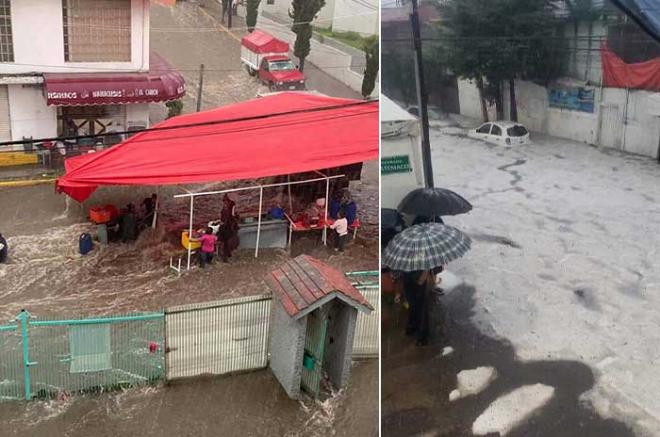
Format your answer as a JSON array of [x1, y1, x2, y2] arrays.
[[382, 223, 472, 272], [398, 187, 472, 217]]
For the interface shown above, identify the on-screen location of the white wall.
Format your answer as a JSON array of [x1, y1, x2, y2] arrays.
[[125, 103, 150, 129], [2, 0, 149, 75], [7, 84, 57, 142], [458, 78, 660, 158], [381, 133, 424, 210], [563, 20, 606, 84], [331, 0, 378, 36]]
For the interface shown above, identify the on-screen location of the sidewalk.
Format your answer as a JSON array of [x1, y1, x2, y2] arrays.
[[0, 165, 58, 186]]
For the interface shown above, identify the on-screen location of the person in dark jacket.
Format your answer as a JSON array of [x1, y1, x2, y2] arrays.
[[412, 215, 444, 226], [0, 232, 7, 263], [403, 269, 437, 346], [120, 204, 138, 242], [341, 190, 358, 226]]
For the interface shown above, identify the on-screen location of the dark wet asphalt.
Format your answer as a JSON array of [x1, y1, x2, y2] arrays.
[[381, 285, 637, 437]]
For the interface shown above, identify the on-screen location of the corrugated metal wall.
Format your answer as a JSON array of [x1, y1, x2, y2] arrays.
[[352, 285, 379, 357], [165, 294, 272, 379]]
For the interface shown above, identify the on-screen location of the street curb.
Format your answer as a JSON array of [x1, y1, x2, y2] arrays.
[[0, 178, 56, 188]]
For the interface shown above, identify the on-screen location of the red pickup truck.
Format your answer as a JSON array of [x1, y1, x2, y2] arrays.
[[240, 30, 306, 91], [257, 55, 306, 91]]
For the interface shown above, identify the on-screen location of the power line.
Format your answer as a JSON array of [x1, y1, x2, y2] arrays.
[[0, 99, 378, 147]]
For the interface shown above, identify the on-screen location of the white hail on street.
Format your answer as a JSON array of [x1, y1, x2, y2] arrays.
[[467, 121, 531, 146]]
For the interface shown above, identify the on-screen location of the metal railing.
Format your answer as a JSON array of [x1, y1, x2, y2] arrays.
[[0, 310, 165, 401], [0, 271, 379, 402]]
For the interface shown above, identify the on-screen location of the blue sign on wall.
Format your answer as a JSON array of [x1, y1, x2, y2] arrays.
[[548, 87, 595, 113]]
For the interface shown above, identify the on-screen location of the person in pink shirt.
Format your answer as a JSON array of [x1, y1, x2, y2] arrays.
[[193, 227, 217, 268]]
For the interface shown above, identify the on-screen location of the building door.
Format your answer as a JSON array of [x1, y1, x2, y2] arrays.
[[300, 309, 328, 398], [599, 103, 623, 150], [58, 105, 125, 138], [0, 85, 11, 142]]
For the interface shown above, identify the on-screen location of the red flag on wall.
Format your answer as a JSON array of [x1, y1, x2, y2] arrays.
[[601, 43, 660, 91]]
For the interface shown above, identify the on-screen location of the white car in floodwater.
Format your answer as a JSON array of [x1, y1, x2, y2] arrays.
[[467, 121, 531, 146]]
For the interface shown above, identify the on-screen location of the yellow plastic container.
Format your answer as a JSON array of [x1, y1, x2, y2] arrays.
[[181, 231, 201, 250]]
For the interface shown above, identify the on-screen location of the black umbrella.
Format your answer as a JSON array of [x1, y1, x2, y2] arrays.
[[398, 187, 472, 217]]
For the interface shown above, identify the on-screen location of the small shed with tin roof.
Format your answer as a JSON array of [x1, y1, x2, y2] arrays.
[[266, 254, 373, 399]]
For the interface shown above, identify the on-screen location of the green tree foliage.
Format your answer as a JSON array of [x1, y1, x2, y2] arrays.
[[165, 100, 183, 119], [289, 0, 325, 72], [246, 0, 261, 32], [438, 0, 566, 121], [361, 35, 379, 98], [382, 43, 416, 105]]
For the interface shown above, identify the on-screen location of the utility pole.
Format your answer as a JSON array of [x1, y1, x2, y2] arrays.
[[196, 63, 205, 112], [410, 0, 434, 188], [228, 0, 233, 28]]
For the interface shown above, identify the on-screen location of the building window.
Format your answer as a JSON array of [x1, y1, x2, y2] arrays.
[[267, 0, 275, 4], [0, 0, 14, 63], [62, 0, 131, 62]]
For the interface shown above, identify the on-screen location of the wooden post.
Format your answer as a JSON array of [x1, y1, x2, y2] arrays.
[[196, 64, 205, 112]]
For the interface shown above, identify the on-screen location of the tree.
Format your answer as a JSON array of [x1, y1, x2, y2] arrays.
[[438, 0, 565, 121], [361, 35, 379, 98], [165, 100, 183, 118], [246, 0, 261, 32], [289, 0, 325, 72]]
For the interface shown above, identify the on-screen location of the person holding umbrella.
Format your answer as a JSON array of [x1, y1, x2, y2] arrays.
[[384, 222, 471, 346], [398, 187, 471, 227]]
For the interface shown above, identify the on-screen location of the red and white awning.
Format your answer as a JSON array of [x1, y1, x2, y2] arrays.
[[43, 52, 185, 106]]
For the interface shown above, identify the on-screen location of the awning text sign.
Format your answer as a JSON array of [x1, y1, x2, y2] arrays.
[[382, 155, 412, 175]]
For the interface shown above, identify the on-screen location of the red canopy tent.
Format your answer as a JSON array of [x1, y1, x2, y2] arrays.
[[240, 30, 289, 54], [56, 92, 378, 202]]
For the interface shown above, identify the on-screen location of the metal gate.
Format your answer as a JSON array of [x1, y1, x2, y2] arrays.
[[0, 311, 165, 401], [165, 294, 271, 379], [0, 323, 23, 401], [300, 309, 328, 397], [599, 103, 624, 150]]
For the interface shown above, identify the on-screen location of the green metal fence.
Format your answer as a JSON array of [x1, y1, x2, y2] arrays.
[[0, 323, 23, 401], [0, 310, 165, 401]]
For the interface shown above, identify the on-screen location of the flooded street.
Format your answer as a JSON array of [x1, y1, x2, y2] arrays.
[[0, 161, 377, 320], [382, 117, 660, 436], [0, 360, 377, 437]]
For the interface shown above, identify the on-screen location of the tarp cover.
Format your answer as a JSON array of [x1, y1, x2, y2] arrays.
[[601, 43, 660, 91], [610, 0, 660, 43], [56, 93, 378, 202], [241, 30, 289, 54]]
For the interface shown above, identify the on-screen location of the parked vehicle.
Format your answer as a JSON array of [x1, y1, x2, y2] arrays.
[[467, 121, 530, 146], [257, 55, 305, 91], [240, 30, 306, 91]]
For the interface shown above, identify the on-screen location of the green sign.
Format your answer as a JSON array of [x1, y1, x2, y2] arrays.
[[382, 155, 412, 175]]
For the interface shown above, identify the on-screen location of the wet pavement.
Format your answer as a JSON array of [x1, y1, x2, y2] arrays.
[[382, 287, 637, 436], [381, 118, 660, 435], [0, 360, 377, 437], [149, 1, 359, 125]]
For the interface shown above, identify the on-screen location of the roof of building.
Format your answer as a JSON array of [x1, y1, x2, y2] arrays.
[[266, 255, 374, 319]]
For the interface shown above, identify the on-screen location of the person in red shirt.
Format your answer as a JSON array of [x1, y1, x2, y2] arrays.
[[193, 227, 217, 268]]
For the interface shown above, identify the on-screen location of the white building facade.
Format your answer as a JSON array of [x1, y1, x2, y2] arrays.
[[0, 0, 184, 148]]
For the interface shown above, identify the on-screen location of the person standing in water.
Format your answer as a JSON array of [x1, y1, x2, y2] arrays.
[[0, 232, 8, 263], [219, 194, 239, 262]]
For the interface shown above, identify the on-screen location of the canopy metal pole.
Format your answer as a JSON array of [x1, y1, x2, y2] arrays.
[[151, 187, 160, 229], [255, 186, 264, 258], [287, 175, 293, 214], [323, 177, 330, 245], [187, 196, 194, 270]]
